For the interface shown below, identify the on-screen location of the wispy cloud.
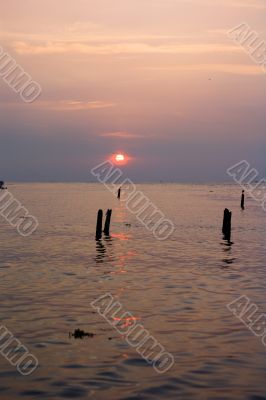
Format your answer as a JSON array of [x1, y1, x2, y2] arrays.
[[13, 41, 240, 56], [217, 0, 266, 9], [99, 131, 144, 139], [0, 30, 192, 43], [179, 0, 266, 9], [0, 100, 116, 111], [37, 100, 116, 111], [141, 63, 264, 75]]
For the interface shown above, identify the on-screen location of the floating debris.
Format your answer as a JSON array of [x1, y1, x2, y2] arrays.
[[69, 329, 95, 339]]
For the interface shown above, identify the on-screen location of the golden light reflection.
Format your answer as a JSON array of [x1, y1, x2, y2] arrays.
[[112, 316, 139, 329], [112, 233, 130, 241]]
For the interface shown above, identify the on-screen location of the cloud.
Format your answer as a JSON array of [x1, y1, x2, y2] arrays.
[[99, 131, 144, 139], [0, 100, 116, 111], [13, 41, 240, 56], [179, 0, 266, 9], [37, 100, 116, 111], [0, 29, 193, 43], [218, 0, 266, 9], [140, 63, 264, 75]]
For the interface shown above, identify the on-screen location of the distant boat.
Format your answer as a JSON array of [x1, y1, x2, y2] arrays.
[[0, 181, 7, 190]]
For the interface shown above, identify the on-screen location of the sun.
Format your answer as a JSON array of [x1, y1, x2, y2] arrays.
[[111, 152, 130, 165], [115, 154, 125, 162]]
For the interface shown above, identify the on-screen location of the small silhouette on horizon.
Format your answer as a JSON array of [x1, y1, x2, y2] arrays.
[[0, 181, 6, 190]]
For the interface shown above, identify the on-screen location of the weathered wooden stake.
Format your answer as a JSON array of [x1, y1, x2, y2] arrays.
[[241, 190, 245, 210], [96, 209, 103, 240], [117, 187, 121, 199], [222, 208, 232, 241], [104, 209, 112, 236]]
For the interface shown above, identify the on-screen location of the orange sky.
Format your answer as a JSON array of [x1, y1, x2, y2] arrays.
[[0, 0, 266, 181]]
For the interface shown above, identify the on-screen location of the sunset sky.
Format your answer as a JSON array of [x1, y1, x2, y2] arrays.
[[1, 0, 266, 182]]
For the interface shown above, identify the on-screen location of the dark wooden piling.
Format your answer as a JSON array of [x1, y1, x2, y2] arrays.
[[241, 190, 245, 210], [96, 209, 103, 240], [222, 208, 232, 241], [117, 187, 121, 199], [104, 209, 112, 236]]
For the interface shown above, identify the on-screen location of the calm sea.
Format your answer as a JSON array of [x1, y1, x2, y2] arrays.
[[0, 183, 266, 400]]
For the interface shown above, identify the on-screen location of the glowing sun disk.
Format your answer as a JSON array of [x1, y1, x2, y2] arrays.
[[115, 154, 125, 162]]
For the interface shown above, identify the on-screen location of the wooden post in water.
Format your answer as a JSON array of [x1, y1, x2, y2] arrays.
[[96, 210, 103, 240], [241, 190, 245, 210], [222, 208, 232, 241], [117, 187, 121, 200], [104, 209, 112, 236]]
